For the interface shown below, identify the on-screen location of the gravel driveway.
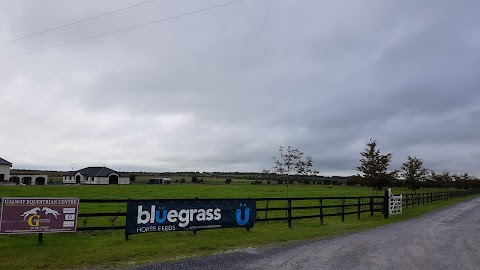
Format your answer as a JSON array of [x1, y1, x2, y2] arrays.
[[127, 197, 480, 270]]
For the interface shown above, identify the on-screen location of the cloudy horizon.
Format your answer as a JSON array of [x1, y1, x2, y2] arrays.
[[1, 0, 480, 176]]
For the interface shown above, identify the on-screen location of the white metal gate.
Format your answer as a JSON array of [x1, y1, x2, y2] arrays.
[[388, 188, 402, 215]]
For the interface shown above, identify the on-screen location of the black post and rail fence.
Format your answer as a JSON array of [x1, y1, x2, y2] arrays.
[[73, 189, 480, 232]]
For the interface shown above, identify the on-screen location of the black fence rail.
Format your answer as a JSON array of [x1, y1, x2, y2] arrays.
[[402, 189, 479, 208], [75, 190, 480, 232], [255, 196, 384, 228]]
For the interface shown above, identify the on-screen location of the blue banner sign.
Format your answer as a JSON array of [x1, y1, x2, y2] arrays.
[[126, 199, 256, 235]]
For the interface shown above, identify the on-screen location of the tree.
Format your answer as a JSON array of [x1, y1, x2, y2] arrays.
[[269, 146, 317, 196], [296, 155, 319, 176], [272, 146, 303, 177], [129, 174, 136, 182], [357, 139, 396, 190], [401, 156, 427, 192]]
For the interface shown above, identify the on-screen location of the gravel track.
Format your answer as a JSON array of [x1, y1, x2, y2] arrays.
[[126, 197, 480, 270]]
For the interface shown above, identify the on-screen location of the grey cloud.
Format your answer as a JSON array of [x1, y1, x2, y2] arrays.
[[1, 0, 480, 175]]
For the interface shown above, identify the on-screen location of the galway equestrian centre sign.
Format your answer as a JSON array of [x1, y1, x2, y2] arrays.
[[0, 197, 79, 234], [126, 199, 256, 235]]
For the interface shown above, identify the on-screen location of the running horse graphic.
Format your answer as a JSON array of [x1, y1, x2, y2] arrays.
[[42, 207, 60, 219], [20, 207, 41, 220]]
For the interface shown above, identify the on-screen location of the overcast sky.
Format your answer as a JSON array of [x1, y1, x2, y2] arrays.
[[1, 0, 479, 175]]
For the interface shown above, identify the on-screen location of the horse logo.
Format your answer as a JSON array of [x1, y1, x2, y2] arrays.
[[42, 207, 60, 219], [20, 207, 41, 220], [236, 203, 250, 226]]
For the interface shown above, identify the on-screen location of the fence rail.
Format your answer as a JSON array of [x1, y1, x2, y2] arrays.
[[73, 189, 480, 231]]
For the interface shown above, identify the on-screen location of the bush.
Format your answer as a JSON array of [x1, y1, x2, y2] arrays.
[[191, 176, 198, 183], [225, 178, 232, 184], [180, 178, 186, 183]]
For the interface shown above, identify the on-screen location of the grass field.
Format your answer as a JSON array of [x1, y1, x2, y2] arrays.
[[0, 183, 478, 270]]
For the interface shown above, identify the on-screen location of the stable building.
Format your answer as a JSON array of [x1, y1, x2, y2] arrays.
[[0, 157, 12, 182], [63, 167, 129, 185], [0, 157, 48, 185], [9, 175, 48, 185]]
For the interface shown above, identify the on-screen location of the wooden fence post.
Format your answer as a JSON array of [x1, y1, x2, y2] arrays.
[[265, 199, 269, 219], [383, 189, 389, 219], [357, 197, 361, 220], [287, 198, 292, 228], [341, 198, 345, 222], [369, 196, 374, 216], [125, 198, 130, 241], [319, 198, 324, 225]]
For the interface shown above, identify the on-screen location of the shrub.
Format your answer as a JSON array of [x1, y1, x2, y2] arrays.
[[225, 178, 232, 184]]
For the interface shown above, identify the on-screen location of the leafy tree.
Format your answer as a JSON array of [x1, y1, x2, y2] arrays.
[[430, 171, 453, 188], [401, 156, 427, 192], [357, 139, 396, 190]]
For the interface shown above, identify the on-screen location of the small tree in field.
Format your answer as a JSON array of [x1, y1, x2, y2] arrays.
[[269, 146, 318, 196], [401, 156, 427, 192], [357, 139, 396, 191]]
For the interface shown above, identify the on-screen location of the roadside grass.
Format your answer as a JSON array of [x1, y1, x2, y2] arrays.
[[0, 184, 478, 270]]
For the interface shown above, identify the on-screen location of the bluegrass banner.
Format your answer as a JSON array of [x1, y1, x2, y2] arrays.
[[126, 199, 256, 235]]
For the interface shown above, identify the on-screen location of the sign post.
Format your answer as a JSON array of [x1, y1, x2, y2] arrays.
[[0, 198, 79, 238]]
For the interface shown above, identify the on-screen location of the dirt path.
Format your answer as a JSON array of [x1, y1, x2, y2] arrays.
[[128, 197, 480, 270]]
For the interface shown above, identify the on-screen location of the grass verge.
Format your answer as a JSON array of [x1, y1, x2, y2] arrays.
[[0, 193, 478, 270]]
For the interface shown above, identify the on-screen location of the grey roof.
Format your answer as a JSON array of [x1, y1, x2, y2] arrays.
[[0, 157, 12, 166], [76, 167, 119, 177], [65, 171, 76, 176]]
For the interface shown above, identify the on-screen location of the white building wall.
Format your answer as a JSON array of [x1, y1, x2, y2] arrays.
[[63, 176, 76, 184], [9, 175, 48, 185], [119, 177, 130, 184], [63, 172, 130, 185], [98, 177, 110, 184], [0, 164, 11, 181]]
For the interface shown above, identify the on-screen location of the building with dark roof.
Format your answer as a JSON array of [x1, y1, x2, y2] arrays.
[[0, 157, 48, 185], [63, 166, 129, 185]]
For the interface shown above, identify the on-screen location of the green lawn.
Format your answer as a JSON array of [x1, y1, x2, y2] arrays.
[[0, 184, 477, 270]]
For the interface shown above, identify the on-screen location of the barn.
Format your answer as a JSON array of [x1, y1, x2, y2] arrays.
[[0, 157, 12, 182], [0, 157, 48, 185], [63, 166, 129, 185]]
